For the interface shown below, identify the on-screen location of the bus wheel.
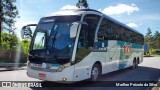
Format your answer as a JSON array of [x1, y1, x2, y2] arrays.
[[136, 57, 139, 67], [132, 59, 137, 69], [90, 64, 100, 81]]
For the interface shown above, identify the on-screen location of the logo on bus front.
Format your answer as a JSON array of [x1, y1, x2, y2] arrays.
[[123, 45, 132, 56]]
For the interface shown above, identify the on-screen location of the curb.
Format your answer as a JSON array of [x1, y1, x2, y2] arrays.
[[0, 63, 27, 67], [0, 66, 27, 72], [0, 63, 27, 72]]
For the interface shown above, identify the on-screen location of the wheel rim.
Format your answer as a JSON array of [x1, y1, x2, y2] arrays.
[[91, 66, 99, 80]]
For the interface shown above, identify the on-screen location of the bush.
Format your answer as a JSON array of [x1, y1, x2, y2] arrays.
[[0, 33, 29, 63], [151, 49, 160, 55]]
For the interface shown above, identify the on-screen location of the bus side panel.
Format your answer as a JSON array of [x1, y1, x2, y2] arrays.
[[91, 52, 107, 74], [73, 52, 106, 81], [117, 41, 144, 69], [73, 53, 93, 81], [105, 40, 141, 72], [105, 40, 120, 73]]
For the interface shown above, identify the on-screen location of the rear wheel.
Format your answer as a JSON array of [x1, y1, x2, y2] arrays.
[[136, 57, 139, 67], [90, 64, 101, 81], [132, 59, 137, 69]]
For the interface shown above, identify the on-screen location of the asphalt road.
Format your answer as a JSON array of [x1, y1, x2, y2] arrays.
[[0, 57, 160, 90]]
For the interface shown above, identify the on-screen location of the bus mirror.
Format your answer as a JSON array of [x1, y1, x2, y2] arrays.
[[70, 22, 88, 38], [21, 26, 32, 39], [21, 27, 25, 39], [70, 23, 79, 38], [21, 24, 37, 39]]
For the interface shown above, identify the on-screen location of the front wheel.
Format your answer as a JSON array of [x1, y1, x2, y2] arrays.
[[90, 64, 101, 81]]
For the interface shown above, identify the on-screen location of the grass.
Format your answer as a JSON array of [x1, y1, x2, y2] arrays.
[[144, 49, 160, 57], [144, 54, 160, 57]]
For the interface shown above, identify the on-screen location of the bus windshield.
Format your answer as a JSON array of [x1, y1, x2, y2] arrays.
[[29, 15, 81, 64]]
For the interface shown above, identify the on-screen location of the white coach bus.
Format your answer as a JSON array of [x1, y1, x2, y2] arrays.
[[26, 9, 144, 82]]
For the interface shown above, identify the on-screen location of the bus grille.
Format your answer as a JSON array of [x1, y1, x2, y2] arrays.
[[30, 66, 57, 72]]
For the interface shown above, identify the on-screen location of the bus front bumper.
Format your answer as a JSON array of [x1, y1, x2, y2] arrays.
[[27, 66, 74, 82]]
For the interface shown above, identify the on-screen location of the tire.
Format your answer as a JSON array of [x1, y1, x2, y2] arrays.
[[90, 64, 101, 81], [135, 60, 139, 68], [132, 59, 137, 69], [136, 58, 139, 67]]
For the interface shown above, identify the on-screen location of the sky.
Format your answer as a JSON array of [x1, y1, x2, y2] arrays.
[[15, 0, 160, 38]]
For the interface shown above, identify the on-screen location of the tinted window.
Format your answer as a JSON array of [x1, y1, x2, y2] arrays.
[[98, 18, 144, 44], [98, 19, 111, 41], [75, 14, 100, 62], [83, 14, 100, 47]]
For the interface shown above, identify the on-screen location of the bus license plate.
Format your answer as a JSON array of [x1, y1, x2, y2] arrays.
[[39, 73, 46, 78]]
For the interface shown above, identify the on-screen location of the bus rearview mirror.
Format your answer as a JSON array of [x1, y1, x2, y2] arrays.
[[70, 23, 79, 38], [21, 24, 37, 39], [70, 22, 88, 38], [21, 26, 32, 39]]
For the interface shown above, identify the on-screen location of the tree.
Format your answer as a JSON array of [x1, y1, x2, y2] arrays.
[[144, 28, 154, 51], [0, 32, 19, 62], [144, 28, 152, 43], [21, 39, 30, 54], [0, 0, 18, 45], [153, 31, 160, 49], [1, 33, 19, 50], [76, 0, 89, 9], [0, 32, 29, 63]]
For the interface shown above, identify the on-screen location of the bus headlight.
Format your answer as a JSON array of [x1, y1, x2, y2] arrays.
[[56, 63, 70, 72]]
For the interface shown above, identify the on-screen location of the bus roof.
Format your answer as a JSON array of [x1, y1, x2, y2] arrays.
[[48, 9, 142, 35]]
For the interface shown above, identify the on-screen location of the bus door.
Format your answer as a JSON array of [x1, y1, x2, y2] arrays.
[[73, 14, 101, 81]]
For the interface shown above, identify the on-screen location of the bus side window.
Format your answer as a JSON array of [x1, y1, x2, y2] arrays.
[[83, 14, 100, 47], [98, 19, 110, 41], [78, 25, 88, 48], [75, 25, 90, 62], [75, 14, 100, 62], [97, 28, 107, 41]]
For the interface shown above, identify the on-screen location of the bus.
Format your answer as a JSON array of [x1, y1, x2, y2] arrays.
[[26, 9, 144, 82]]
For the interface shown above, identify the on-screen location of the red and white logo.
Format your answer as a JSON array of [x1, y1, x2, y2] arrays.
[[123, 45, 132, 55]]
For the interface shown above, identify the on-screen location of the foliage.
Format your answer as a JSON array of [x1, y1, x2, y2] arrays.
[[1, 33, 19, 50], [21, 39, 30, 54], [144, 28, 153, 49], [0, 0, 18, 32], [144, 28, 160, 55], [152, 49, 160, 55], [76, 0, 89, 9], [153, 31, 160, 49], [0, 0, 18, 46], [0, 32, 19, 62], [0, 33, 29, 63]]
